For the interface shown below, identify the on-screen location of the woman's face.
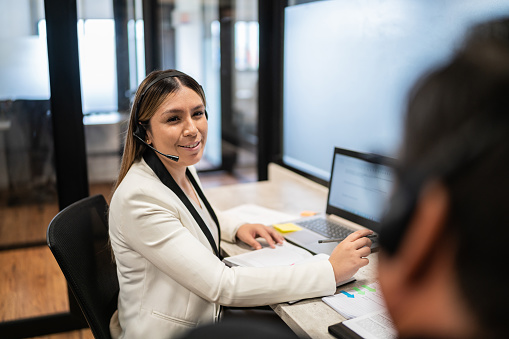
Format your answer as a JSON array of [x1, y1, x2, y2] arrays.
[[146, 86, 207, 169]]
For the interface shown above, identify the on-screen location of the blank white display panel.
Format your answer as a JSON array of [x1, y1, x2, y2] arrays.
[[283, 0, 509, 181]]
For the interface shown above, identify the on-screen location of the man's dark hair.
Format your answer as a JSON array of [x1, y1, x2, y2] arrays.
[[397, 19, 509, 338]]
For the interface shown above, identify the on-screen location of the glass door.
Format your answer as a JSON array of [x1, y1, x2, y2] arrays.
[[0, 0, 69, 333]]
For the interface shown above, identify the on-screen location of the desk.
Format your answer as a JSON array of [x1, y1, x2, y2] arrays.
[[83, 112, 127, 183], [204, 163, 379, 339]]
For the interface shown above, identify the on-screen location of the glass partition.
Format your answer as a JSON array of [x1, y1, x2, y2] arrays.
[[0, 0, 66, 327], [0, 0, 55, 250]]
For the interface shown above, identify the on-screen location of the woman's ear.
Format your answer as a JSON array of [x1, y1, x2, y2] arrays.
[[144, 125, 152, 145]]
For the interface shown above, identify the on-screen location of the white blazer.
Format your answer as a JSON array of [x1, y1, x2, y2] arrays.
[[108, 158, 336, 338]]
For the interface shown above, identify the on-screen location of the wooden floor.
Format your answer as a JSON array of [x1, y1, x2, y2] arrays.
[[0, 168, 256, 338]]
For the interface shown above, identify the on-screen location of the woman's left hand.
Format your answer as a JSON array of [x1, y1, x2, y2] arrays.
[[236, 223, 285, 250]]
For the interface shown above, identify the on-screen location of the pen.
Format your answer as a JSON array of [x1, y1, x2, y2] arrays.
[[318, 234, 377, 243]]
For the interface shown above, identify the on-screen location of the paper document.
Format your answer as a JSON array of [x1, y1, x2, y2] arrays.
[[322, 282, 386, 319], [223, 241, 313, 267], [221, 204, 297, 226], [223, 243, 356, 301], [344, 310, 396, 339], [329, 309, 397, 339]]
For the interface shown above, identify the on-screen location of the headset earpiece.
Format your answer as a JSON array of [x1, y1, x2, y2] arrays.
[[133, 123, 145, 140], [379, 179, 419, 256], [378, 122, 494, 255]]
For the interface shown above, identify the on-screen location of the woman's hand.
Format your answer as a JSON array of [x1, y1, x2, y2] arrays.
[[236, 224, 285, 250], [328, 229, 373, 284]]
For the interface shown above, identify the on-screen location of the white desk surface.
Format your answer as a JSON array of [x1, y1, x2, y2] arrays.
[[204, 163, 379, 339]]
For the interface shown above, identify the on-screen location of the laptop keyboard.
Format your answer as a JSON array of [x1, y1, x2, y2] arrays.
[[297, 218, 354, 239]]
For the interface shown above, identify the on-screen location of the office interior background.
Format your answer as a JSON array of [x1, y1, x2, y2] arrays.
[[2, 0, 509, 337], [0, 0, 285, 337]]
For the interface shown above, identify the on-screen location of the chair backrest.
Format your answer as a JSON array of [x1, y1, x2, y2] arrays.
[[47, 194, 119, 339]]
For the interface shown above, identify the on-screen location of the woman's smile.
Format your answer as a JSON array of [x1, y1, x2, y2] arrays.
[[179, 140, 201, 151], [178, 140, 202, 152]]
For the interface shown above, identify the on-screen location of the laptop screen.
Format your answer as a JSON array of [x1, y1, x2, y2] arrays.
[[326, 148, 395, 233]]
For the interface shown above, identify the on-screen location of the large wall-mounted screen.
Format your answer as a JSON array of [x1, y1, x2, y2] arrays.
[[283, 0, 509, 181]]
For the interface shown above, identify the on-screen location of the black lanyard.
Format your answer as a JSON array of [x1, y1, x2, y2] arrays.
[[143, 150, 222, 259]]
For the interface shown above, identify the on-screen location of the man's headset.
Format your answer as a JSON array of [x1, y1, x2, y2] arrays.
[[378, 121, 506, 255], [132, 70, 208, 162]]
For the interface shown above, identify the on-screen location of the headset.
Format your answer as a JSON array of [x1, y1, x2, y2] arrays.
[[378, 121, 507, 255], [132, 69, 208, 162]]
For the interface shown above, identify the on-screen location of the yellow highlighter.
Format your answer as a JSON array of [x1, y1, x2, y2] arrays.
[[273, 223, 302, 233]]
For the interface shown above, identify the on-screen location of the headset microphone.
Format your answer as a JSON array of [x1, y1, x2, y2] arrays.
[[133, 132, 179, 162]]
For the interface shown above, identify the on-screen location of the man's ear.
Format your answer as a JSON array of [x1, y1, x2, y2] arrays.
[[394, 180, 450, 283]]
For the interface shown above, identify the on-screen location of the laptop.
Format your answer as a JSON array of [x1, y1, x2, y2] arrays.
[[283, 147, 395, 255]]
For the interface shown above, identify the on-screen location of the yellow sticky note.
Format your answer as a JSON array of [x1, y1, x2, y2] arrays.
[[273, 223, 302, 233]]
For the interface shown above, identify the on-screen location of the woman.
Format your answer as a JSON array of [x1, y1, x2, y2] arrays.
[[108, 69, 373, 338]]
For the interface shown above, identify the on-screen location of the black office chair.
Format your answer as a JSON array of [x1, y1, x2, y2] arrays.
[[47, 194, 119, 339]]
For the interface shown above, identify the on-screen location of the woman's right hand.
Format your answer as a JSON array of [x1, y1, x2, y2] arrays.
[[328, 229, 373, 284]]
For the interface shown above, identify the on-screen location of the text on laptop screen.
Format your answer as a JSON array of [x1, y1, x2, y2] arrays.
[[328, 152, 394, 224]]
